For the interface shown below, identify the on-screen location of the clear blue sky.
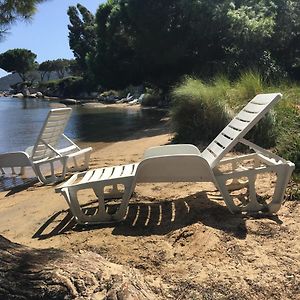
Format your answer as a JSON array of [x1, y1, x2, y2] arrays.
[[0, 0, 104, 78]]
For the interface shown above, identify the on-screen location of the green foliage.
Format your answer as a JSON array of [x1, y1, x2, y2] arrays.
[[141, 92, 161, 107], [57, 76, 88, 97], [67, 4, 96, 74], [91, 0, 229, 90], [38, 60, 55, 81], [0, 0, 47, 38], [170, 72, 300, 177], [85, 0, 300, 89], [171, 72, 277, 147], [50, 59, 72, 79], [275, 99, 300, 173], [231, 70, 264, 106], [171, 77, 230, 143], [38, 76, 91, 98], [0, 48, 37, 81]]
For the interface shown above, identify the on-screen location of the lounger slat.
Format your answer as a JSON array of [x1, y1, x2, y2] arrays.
[[43, 125, 66, 133], [43, 123, 67, 130], [100, 167, 115, 180], [47, 114, 68, 121], [200, 149, 216, 167], [214, 134, 233, 149], [228, 118, 249, 131], [251, 94, 275, 105], [80, 169, 95, 184], [207, 142, 225, 157], [110, 165, 124, 178], [236, 110, 257, 122], [243, 102, 264, 113], [220, 127, 240, 140], [90, 168, 105, 181], [123, 163, 137, 176], [47, 116, 68, 123]]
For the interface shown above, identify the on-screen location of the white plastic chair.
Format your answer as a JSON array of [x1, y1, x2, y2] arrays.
[[0, 108, 92, 184], [56, 93, 294, 224]]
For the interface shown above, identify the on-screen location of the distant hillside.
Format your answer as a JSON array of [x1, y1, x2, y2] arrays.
[[0, 72, 64, 91], [0, 73, 22, 91]]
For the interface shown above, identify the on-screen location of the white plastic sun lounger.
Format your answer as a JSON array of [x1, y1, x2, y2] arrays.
[[56, 93, 294, 224], [0, 108, 92, 184]]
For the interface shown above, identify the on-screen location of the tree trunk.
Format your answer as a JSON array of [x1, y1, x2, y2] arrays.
[[0, 235, 158, 300]]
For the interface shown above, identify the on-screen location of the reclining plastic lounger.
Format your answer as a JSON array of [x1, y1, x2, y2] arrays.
[[0, 108, 92, 184], [56, 93, 295, 224]]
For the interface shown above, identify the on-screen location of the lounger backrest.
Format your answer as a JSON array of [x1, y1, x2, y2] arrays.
[[201, 93, 282, 168], [31, 108, 72, 161]]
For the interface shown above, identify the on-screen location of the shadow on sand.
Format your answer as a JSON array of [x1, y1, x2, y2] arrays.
[[0, 176, 39, 196], [32, 191, 269, 241]]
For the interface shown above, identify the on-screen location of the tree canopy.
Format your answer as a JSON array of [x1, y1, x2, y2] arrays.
[[0, 48, 37, 81], [67, 4, 96, 74], [0, 0, 47, 38], [68, 0, 300, 90]]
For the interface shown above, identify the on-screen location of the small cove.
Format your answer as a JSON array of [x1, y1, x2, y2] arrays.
[[0, 97, 167, 153]]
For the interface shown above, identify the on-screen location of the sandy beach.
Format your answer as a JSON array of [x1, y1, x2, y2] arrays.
[[0, 122, 299, 299]]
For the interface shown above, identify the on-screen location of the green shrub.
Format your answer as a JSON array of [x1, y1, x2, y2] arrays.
[[141, 93, 161, 107], [222, 70, 276, 148], [171, 77, 230, 143], [170, 72, 300, 178], [38, 76, 89, 98], [275, 100, 300, 173], [58, 76, 87, 97], [170, 71, 278, 149], [230, 70, 264, 107]]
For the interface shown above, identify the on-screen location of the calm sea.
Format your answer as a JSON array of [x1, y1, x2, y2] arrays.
[[0, 97, 167, 153]]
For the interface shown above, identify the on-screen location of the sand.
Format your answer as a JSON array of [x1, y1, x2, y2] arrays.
[[0, 123, 299, 299]]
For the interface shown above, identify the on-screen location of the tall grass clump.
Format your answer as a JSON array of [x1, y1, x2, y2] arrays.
[[232, 70, 264, 106], [275, 99, 300, 174], [171, 76, 230, 144], [231, 70, 277, 148]]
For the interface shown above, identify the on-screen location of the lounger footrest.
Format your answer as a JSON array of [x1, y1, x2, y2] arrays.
[[56, 164, 139, 224]]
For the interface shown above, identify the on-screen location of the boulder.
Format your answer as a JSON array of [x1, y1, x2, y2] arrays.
[[12, 93, 24, 98], [36, 91, 44, 98]]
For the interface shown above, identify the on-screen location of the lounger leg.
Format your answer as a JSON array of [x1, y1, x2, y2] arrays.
[[111, 183, 135, 221], [267, 164, 294, 213], [93, 180, 135, 222], [215, 173, 264, 213], [215, 179, 243, 213], [66, 150, 91, 173], [216, 162, 294, 214], [34, 157, 68, 184], [60, 178, 135, 224]]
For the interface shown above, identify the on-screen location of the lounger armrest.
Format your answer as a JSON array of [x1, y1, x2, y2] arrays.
[[143, 144, 200, 159], [0, 151, 32, 167], [65, 147, 92, 158]]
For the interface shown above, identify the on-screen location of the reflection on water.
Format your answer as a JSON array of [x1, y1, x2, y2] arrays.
[[0, 97, 167, 153]]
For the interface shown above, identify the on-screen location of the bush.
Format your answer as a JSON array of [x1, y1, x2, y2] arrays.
[[38, 76, 90, 98], [275, 100, 300, 173], [170, 71, 284, 149], [171, 76, 230, 143], [230, 70, 264, 107], [58, 77, 87, 97]]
